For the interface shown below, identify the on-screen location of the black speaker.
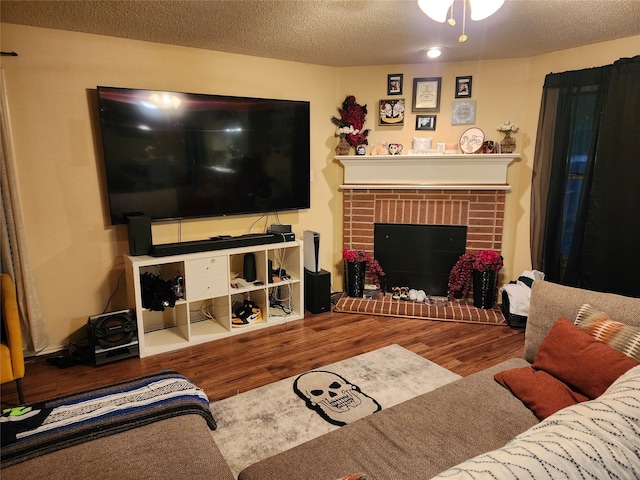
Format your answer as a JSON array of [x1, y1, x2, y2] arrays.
[[243, 252, 257, 282], [126, 214, 152, 256], [304, 269, 331, 314], [87, 309, 139, 365]]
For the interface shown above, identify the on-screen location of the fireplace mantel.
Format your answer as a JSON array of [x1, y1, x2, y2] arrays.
[[335, 153, 519, 190]]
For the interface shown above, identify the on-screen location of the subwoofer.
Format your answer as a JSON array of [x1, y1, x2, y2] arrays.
[[87, 309, 139, 365]]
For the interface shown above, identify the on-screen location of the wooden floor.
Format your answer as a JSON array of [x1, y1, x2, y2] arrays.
[[1, 309, 525, 408]]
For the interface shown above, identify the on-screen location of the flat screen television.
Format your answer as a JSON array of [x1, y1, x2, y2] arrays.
[[96, 86, 311, 225]]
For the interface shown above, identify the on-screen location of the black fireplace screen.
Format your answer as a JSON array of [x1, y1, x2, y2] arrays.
[[374, 223, 467, 296]]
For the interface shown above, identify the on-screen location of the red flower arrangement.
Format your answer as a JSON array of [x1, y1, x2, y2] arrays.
[[331, 95, 370, 148], [342, 248, 385, 288], [447, 250, 503, 299], [473, 249, 504, 272]]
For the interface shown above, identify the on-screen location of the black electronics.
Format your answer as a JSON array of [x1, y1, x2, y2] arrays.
[[126, 214, 152, 256], [303, 230, 320, 273], [149, 232, 295, 257], [243, 252, 257, 282], [87, 309, 139, 365], [304, 269, 331, 314], [96, 86, 311, 225], [270, 224, 292, 234]]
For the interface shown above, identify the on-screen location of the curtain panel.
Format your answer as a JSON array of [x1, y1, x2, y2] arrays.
[[531, 56, 640, 297]]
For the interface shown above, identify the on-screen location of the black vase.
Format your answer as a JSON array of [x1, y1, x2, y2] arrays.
[[345, 261, 367, 298], [473, 270, 497, 309]]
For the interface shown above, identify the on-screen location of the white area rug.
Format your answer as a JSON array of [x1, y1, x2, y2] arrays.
[[210, 344, 460, 477]]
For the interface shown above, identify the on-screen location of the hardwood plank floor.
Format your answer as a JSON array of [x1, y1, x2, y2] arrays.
[[1, 310, 525, 408]]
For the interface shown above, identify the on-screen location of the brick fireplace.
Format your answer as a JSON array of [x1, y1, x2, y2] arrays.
[[337, 153, 517, 291], [335, 153, 517, 323], [343, 188, 506, 258]]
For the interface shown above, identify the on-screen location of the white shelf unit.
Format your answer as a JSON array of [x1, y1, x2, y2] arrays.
[[124, 240, 304, 357]]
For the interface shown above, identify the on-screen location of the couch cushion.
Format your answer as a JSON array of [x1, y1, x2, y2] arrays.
[[524, 281, 640, 362], [1, 415, 234, 480], [494, 367, 588, 420], [532, 317, 639, 399], [575, 303, 640, 361], [430, 364, 640, 479], [495, 317, 637, 420], [238, 358, 537, 480]]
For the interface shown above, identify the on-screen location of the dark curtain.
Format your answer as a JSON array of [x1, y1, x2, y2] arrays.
[[531, 56, 640, 297]]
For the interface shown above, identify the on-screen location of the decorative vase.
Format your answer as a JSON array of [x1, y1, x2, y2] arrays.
[[335, 137, 351, 156], [345, 260, 367, 297], [500, 134, 516, 154], [472, 270, 497, 309]]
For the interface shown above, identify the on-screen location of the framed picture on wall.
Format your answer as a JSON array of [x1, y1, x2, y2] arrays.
[[379, 98, 405, 125], [455, 76, 472, 98], [416, 114, 436, 130], [451, 100, 477, 125], [387, 74, 403, 95], [412, 77, 441, 112]]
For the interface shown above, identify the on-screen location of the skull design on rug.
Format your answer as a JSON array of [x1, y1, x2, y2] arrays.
[[293, 370, 381, 426]]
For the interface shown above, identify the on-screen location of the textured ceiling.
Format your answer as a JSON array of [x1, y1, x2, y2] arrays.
[[2, 0, 640, 66]]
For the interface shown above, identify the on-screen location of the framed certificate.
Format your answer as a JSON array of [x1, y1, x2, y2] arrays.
[[412, 77, 441, 112]]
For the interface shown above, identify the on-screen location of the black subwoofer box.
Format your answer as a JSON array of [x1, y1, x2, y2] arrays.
[[304, 269, 331, 314], [87, 309, 139, 365]]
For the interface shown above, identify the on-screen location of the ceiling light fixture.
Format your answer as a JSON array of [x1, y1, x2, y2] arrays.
[[426, 48, 442, 59], [418, 0, 505, 42]]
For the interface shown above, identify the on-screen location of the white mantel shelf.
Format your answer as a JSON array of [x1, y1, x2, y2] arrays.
[[335, 153, 519, 190]]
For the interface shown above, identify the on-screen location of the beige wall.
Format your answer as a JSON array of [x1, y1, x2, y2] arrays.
[[2, 23, 638, 353]]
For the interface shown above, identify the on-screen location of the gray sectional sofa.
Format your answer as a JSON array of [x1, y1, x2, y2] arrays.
[[238, 281, 640, 479], [3, 281, 639, 479]]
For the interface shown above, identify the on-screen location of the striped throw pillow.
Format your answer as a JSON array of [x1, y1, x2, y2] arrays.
[[575, 304, 640, 362]]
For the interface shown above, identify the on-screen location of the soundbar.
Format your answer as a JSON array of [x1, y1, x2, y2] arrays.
[[149, 232, 296, 257]]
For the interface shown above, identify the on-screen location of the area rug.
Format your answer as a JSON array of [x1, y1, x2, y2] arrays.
[[209, 344, 460, 477], [335, 293, 507, 326]]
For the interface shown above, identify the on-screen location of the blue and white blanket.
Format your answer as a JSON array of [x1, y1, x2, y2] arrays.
[[1, 370, 216, 467]]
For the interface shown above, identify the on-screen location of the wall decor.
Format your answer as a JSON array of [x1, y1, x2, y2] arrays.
[[416, 114, 437, 131], [412, 77, 441, 112], [379, 98, 405, 126], [387, 74, 403, 95], [459, 127, 485, 154], [451, 100, 476, 125], [455, 76, 472, 98]]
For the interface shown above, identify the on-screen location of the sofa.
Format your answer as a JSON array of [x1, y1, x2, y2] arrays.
[[237, 281, 640, 479], [2, 281, 639, 479]]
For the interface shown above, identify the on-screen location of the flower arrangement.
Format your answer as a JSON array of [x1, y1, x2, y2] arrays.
[[447, 250, 503, 299], [497, 121, 519, 136], [447, 253, 475, 298], [331, 95, 370, 147], [342, 248, 385, 288]]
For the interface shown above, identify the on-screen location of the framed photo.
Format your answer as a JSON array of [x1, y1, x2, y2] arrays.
[[415, 114, 436, 131], [412, 77, 441, 112], [455, 76, 472, 98], [379, 98, 405, 126], [451, 100, 477, 125], [387, 74, 403, 95]]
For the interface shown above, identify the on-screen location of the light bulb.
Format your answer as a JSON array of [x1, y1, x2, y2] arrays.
[[426, 48, 442, 59]]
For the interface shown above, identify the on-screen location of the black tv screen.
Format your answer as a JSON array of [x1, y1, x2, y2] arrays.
[[96, 86, 310, 225]]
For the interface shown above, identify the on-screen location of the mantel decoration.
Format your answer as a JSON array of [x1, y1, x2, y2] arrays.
[[331, 95, 370, 155], [447, 249, 503, 309], [497, 120, 519, 154], [342, 248, 385, 298]]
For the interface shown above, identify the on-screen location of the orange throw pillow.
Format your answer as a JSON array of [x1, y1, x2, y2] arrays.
[[495, 367, 588, 420], [532, 317, 639, 399], [495, 317, 639, 420]]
